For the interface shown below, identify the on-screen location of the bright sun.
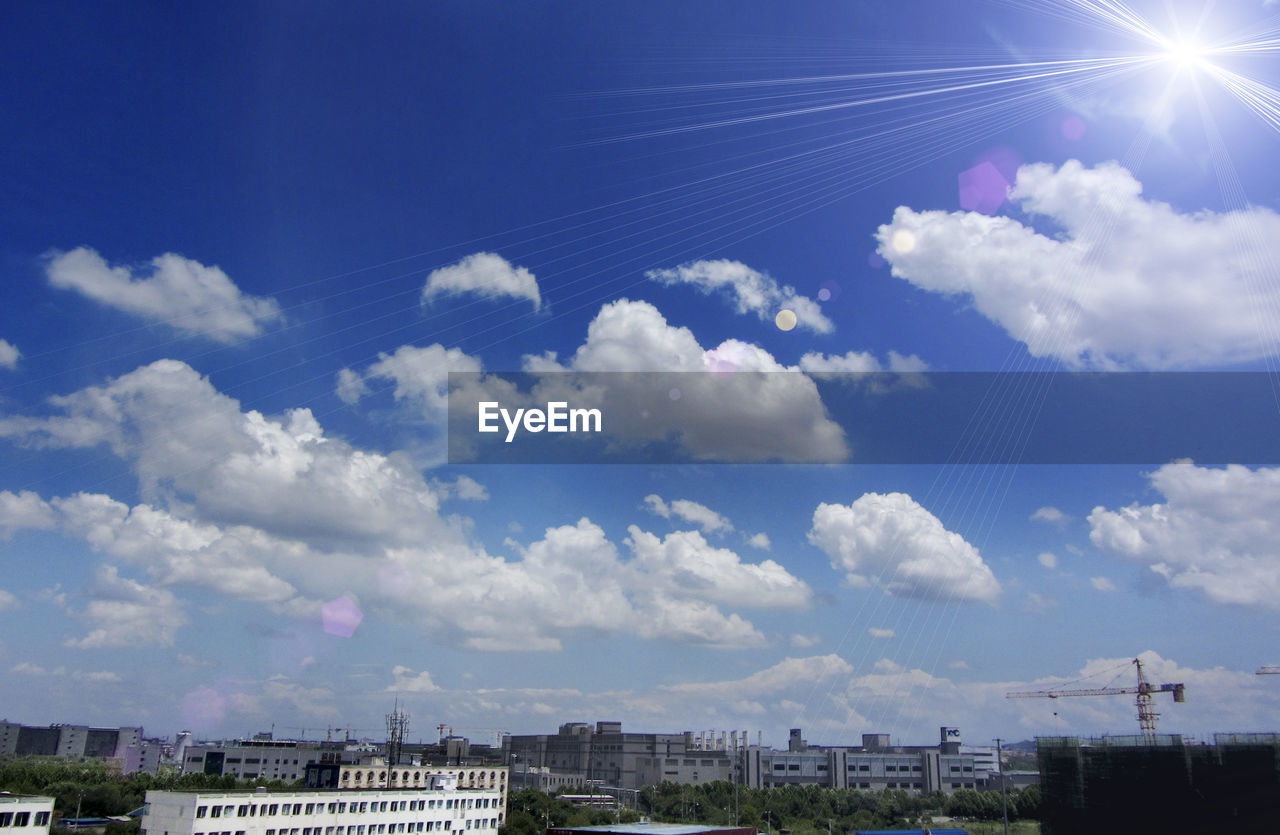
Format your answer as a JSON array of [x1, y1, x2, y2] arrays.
[[1158, 35, 1210, 70]]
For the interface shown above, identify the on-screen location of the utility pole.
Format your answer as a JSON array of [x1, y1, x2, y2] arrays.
[[994, 738, 1009, 835]]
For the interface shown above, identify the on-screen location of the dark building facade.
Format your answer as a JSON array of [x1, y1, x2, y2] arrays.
[[1037, 733, 1280, 833]]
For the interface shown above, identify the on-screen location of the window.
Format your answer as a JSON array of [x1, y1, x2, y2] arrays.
[[269, 805, 279, 815], [198, 808, 208, 819], [35, 813, 51, 826], [14, 814, 30, 828], [305, 805, 315, 815], [212, 808, 222, 819], [0, 813, 13, 827], [239, 807, 250, 817]]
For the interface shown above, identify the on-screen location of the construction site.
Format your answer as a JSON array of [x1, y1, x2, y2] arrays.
[[1004, 658, 1280, 831]]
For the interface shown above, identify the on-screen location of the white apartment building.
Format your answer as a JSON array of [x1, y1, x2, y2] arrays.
[[0, 795, 54, 835], [335, 766, 506, 817], [142, 783, 504, 835]]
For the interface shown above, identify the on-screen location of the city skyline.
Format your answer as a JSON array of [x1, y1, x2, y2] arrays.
[[3, 0, 1280, 747]]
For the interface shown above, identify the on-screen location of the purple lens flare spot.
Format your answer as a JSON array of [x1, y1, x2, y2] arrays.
[[958, 161, 1011, 215], [322, 595, 363, 637], [1062, 115, 1087, 141]]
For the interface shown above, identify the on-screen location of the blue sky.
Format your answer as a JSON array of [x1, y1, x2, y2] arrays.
[[4, 0, 1280, 748]]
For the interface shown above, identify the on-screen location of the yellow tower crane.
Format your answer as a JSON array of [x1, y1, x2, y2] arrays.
[[1006, 657, 1185, 738]]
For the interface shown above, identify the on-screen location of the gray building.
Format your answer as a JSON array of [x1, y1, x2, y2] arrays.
[[181, 739, 348, 782], [739, 727, 979, 794], [504, 723, 977, 795], [0, 721, 156, 774], [504, 723, 741, 790]]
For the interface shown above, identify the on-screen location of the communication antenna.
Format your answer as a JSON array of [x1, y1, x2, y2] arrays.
[[386, 698, 410, 766]]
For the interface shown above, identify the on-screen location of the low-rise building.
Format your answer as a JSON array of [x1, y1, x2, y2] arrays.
[[181, 740, 348, 782], [738, 728, 979, 795], [141, 782, 504, 835], [0, 794, 54, 835]]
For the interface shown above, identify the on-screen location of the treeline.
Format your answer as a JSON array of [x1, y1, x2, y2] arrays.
[[503, 782, 1040, 835], [0, 757, 297, 819]]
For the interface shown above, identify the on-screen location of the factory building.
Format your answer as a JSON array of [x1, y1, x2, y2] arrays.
[[504, 723, 977, 795], [0, 722, 158, 774], [504, 723, 746, 791], [181, 740, 349, 782], [741, 729, 978, 794]]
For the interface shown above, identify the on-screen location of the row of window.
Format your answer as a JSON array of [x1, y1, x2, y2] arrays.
[[0, 812, 50, 827], [342, 773, 504, 786], [197, 799, 496, 820]]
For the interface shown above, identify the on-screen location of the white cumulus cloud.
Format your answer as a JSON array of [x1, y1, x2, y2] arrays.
[[45, 247, 280, 343], [643, 494, 733, 535], [0, 340, 19, 370], [799, 350, 928, 373], [422, 252, 541, 310], [876, 160, 1280, 368], [520, 299, 848, 463], [66, 565, 186, 649], [808, 492, 1001, 604], [337, 344, 483, 412], [647, 259, 832, 333], [1089, 461, 1280, 607]]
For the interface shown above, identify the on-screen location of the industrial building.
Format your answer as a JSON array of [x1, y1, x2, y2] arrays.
[[504, 723, 743, 791], [1036, 733, 1280, 832], [741, 728, 980, 794], [140, 779, 504, 835], [0, 795, 54, 835], [181, 739, 349, 782], [503, 723, 980, 795], [0, 722, 159, 774]]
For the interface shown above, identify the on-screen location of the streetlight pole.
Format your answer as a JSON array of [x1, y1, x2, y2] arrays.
[[994, 739, 1009, 835]]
